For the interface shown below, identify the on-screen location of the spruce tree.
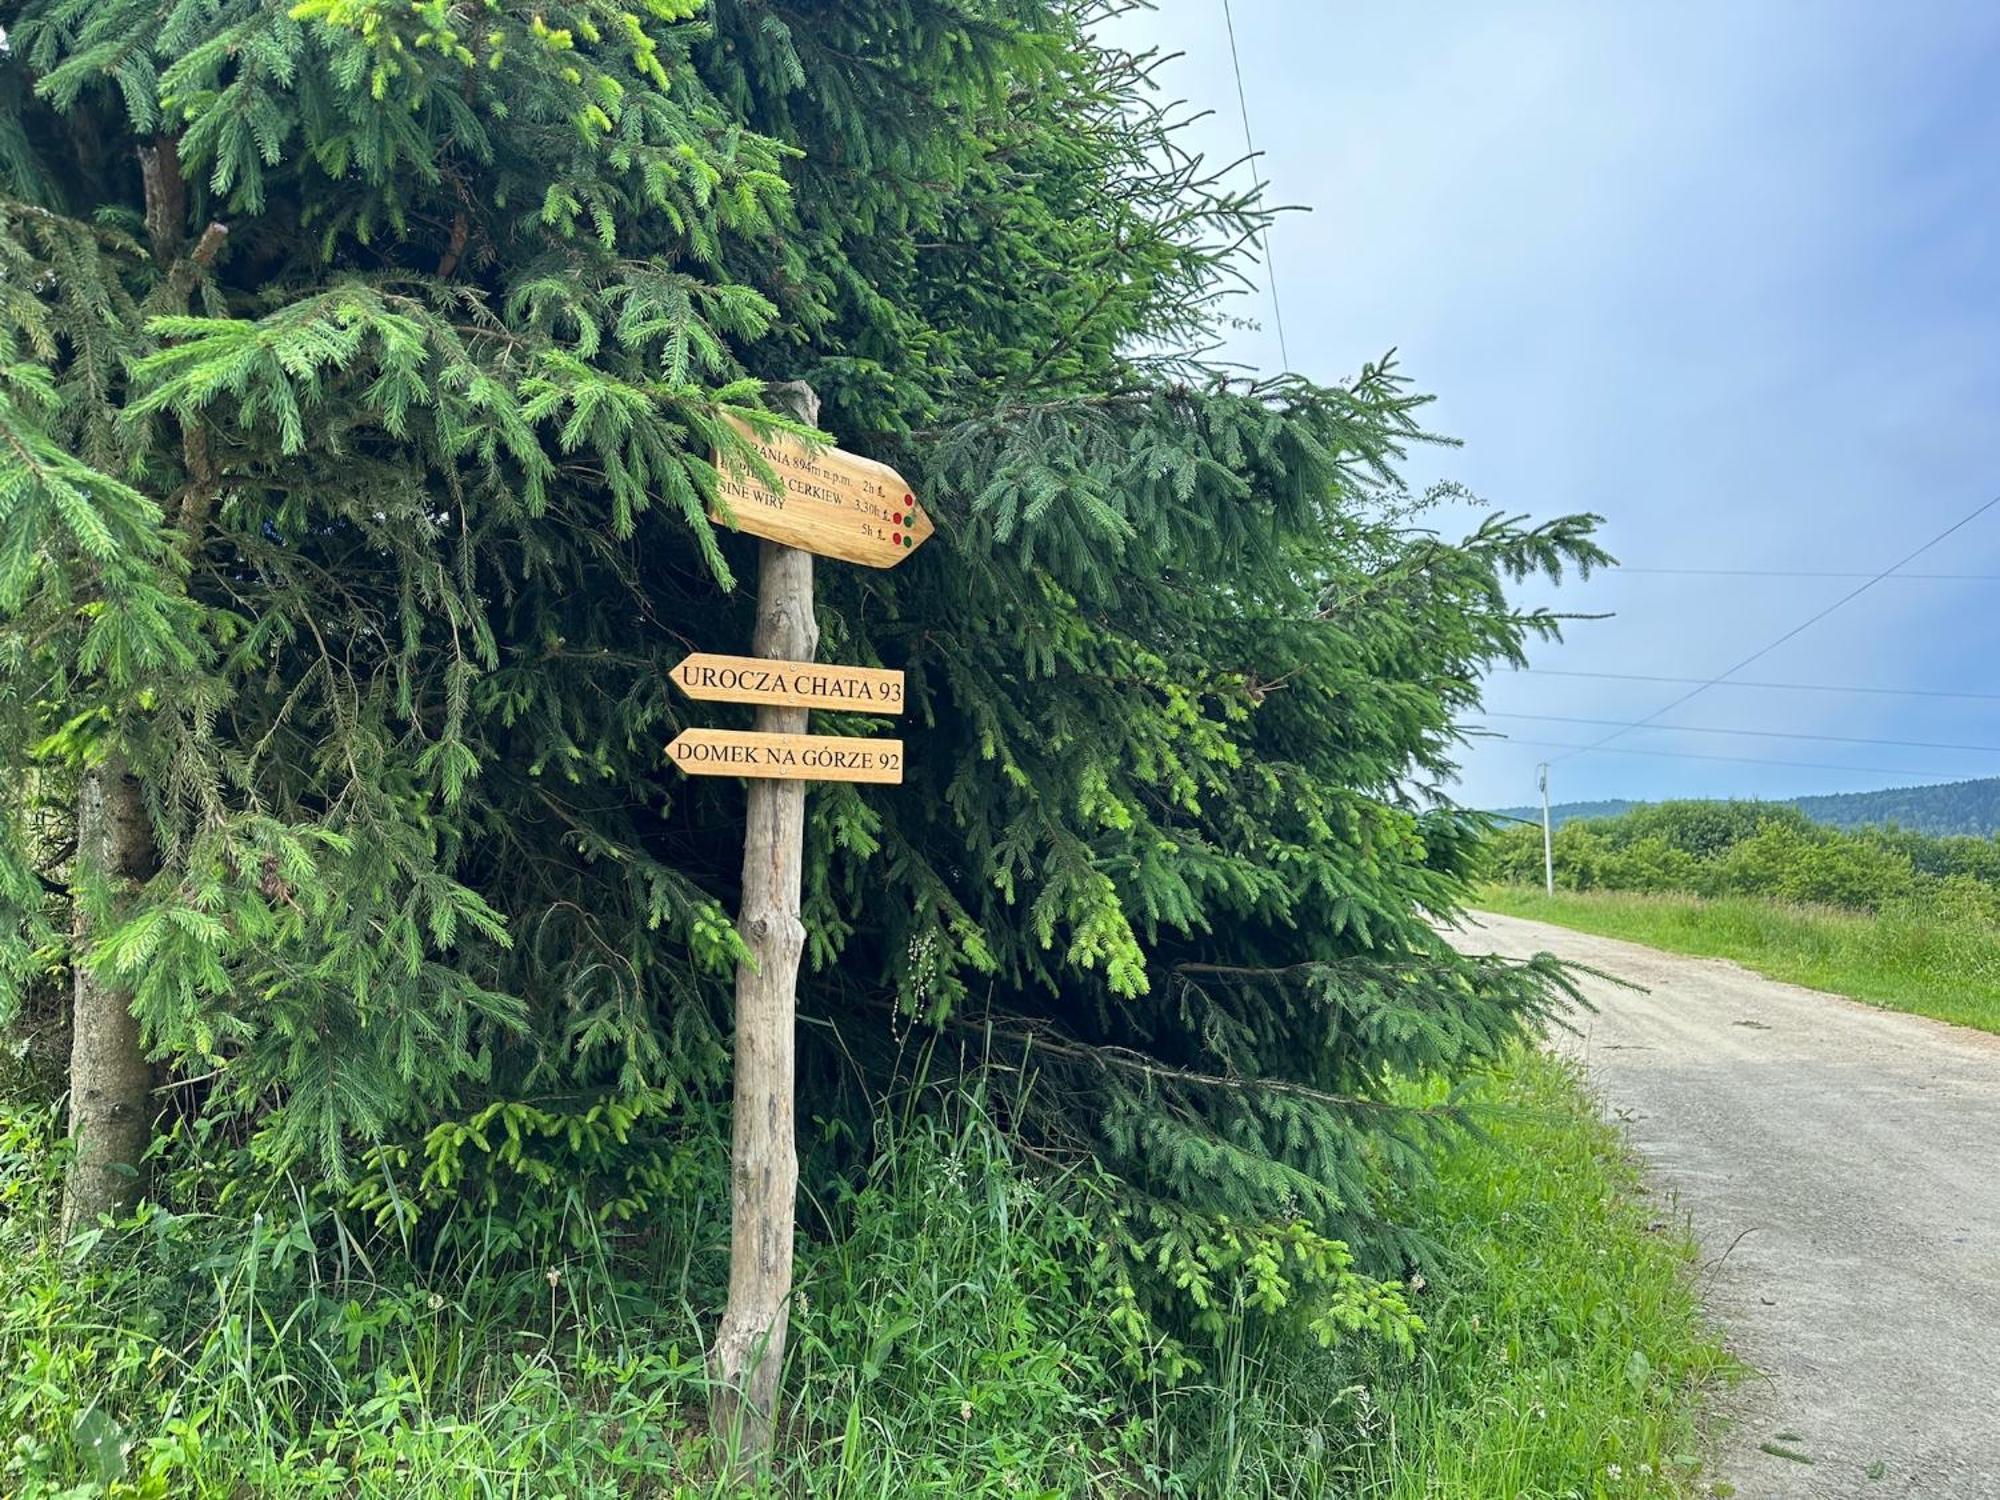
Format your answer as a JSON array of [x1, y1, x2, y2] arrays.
[[0, 0, 1603, 1353]]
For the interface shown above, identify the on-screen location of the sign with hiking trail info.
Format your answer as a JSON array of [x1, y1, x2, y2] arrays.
[[710, 415, 933, 568]]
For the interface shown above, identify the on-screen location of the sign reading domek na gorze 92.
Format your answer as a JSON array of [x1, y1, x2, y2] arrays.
[[667, 728, 903, 785]]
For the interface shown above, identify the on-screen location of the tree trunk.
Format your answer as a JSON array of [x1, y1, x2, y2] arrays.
[[56, 137, 193, 1240], [708, 384, 820, 1468], [59, 757, 156, 1238]]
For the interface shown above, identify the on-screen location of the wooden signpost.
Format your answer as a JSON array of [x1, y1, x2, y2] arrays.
[[711, 413, 932, 568], [670, 652, 904, 714], [667, 729, 904, 785], [687, 385, 929, 1472]]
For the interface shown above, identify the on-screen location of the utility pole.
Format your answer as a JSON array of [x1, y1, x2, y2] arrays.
[[1537, 762, 1554, 896]]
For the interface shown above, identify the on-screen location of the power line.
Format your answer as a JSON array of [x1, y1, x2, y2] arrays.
[[1615, 568, 2000, 581], [1488, 736, 1978, 781], [1482, 712, 2000, 756], [1220, 0, 1291, 370], [1548, 491, 2000, 767], [1505, 668, 2000, 703]]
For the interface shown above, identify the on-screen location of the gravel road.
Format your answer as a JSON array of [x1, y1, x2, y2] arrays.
[[1446, 910, 2000, 1499]]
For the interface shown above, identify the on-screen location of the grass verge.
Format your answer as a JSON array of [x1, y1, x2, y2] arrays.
[[0, 1049, 1725, 1498], [1480, 885, 2000, 1035], [1353, 1050, 1733, 1499]]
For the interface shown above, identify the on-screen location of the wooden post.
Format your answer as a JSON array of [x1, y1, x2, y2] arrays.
[[708, 382, 820, 1466]]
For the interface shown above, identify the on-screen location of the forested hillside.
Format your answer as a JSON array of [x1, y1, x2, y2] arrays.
[[1493, 797, 1637, 829], [1499, 776, 2000, 838], [1792, 776, 2000, 835]]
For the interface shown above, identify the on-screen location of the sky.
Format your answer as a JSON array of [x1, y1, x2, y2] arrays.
[[1110, 1, 2000, 812]]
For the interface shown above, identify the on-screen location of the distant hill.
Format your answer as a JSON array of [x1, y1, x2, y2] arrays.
[[1490, 776, 2000, 839], [1789, 777, 2000, 836], [1489, 798, 1638, 830]]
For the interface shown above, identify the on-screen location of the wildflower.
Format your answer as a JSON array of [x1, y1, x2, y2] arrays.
[[545, 1268, 562, 1288]]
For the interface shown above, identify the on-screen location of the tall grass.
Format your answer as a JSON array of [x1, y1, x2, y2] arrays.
[[1357, 1055, 1734, 1499], [1482, 885, 2000, 1034], [0, 1051, 1725, 1498]]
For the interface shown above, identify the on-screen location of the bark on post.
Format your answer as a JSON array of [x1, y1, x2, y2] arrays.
[[708, 382, 820, 1466], [59, 759, 156, 1238]]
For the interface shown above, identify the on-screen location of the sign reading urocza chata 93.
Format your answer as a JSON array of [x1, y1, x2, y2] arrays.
[[670, 653, 903, 713]]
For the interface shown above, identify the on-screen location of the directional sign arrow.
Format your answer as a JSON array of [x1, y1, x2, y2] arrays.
[[670, 653, 905, 714], [667, 729, 904, 784], [711, 415, 932, 568]]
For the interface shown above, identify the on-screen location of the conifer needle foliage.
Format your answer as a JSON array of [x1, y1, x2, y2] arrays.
[[0, 0, 1605, 1341]]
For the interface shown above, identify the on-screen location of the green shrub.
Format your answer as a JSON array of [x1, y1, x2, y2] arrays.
[[1708, 824, 1914, 910], [1593, 800, 1810, 858], [1597, 834, 1704, 894], [1894, 872, 2000, 927], [1492, 800, 1973, 919], [1482, 821, 1552, 886], [1871, 827, 2000, 884], [1485, 822, 1702, 895]]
